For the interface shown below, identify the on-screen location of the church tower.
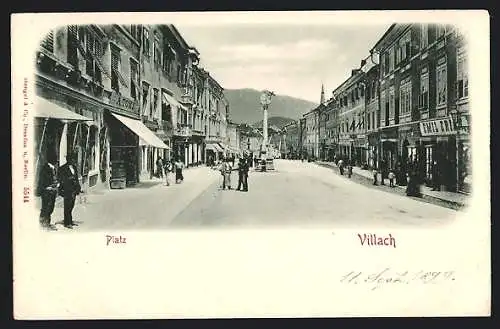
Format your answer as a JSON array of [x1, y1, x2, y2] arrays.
[[320, 83, 325, 105]]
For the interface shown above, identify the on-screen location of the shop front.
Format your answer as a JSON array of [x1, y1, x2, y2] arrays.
[[205, 141, 224, 165], [397, 123, 422, 186], [34, 96, 94, 198], [338, 134, 353, 161], [367, 132, 379, 169], [187, 135, 205, 167], [456, 110, 471, 193], [379, 126, 398, 179], [419, 116, 458, 191], [105, 111, 169, 188], [34, 83, 106, 190], [353, 134, 368, 167]]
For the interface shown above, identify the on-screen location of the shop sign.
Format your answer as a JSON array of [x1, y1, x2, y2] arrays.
[[420, 117, 456, 136], [109, 91, 140, 115]]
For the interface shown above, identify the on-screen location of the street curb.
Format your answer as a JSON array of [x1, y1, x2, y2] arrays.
[[315, 162, 467, 209]]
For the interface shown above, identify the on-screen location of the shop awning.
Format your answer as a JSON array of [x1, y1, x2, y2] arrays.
[[162, 93, 188, 111], [110, 112, 170, 149], [206, 143, 223, 152], [218, 143, 228, 152], [35, 96, 93, 121]]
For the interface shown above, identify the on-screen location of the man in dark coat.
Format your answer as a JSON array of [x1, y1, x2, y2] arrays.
[[58, 152, 82, 229], [37, 155, 59, 231], [237, 157, 249, 192]]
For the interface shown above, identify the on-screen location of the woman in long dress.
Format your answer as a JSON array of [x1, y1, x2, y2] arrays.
[[175, 159, 184, 184]]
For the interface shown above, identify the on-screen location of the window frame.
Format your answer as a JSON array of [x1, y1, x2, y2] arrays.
[[436, 59, 448, 107], [456, 48, 469, 99], [142, 27, 151, 57], [419, 69, 429, 109]]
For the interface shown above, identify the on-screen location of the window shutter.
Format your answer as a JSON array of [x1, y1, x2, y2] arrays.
[[41, 30, 54, 52], [111, 51, 119, 71]]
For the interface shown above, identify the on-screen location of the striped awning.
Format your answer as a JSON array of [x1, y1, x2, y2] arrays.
[[35, 96, 93, 122], [205, 143, 223, 152], [110, 112, 169, 149]]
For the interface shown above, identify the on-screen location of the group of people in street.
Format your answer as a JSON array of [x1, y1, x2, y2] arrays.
[[155, 156, 185, 186], [218, 155, 250, 192], [37, 152, 83, 231], [332, 154, 428, 198]]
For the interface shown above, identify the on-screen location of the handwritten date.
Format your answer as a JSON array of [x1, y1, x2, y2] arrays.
[[340, 268, 456, 290]]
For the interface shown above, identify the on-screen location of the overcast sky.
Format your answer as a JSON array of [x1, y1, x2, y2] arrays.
[[177, 24, 391, 103]]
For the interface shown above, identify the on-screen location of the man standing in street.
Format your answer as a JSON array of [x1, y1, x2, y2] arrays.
[[156, 156, 164, 179], [237, 156, 249, 192], [37, 153, 59, 231], [58, 152, 82, 229]]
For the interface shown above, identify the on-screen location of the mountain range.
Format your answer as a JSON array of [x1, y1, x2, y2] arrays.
[[224, 88, 318, 127]]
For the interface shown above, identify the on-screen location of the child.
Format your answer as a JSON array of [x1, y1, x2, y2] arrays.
[[388, 170, 395, 187], [372, 168, 378, 185]]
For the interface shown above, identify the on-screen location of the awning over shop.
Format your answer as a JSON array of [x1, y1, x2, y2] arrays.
[[35, 96, 93, 121], [205, 143, 223, 152], [218, 143, 228, 152], [110, 112, 170, 149], [162, 93, 188, 111]]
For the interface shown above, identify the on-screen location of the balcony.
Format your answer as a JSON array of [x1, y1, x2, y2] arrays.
[[191, 127, 205, 136], [175, 123, 192, 137]]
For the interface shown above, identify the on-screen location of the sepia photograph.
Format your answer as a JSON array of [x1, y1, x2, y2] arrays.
[[12, 11, 490, 318]]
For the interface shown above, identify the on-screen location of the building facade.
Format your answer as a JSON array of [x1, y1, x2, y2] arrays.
[[323, 97, 339, 162], [34, 23, 231, 194], [364, 62, 381, 170], [282, 120, 300, 159], [302, 108, 320, 158], [333, 68, 368, 165], [372, 23, 469, 191], [34, 24, 168, 192]]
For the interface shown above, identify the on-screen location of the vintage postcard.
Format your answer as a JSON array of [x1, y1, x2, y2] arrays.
[[11, 11, 490, 318]]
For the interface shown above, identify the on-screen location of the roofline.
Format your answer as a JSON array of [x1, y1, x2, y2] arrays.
[[331, 69, 366, 97], [167, 24, 191, 51], [207, 73, 224, 91], [370, 23, 396, 52]]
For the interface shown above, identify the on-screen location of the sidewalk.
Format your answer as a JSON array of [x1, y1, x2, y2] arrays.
[[316, 161, 469, 208], [34, 166, 220, 230]]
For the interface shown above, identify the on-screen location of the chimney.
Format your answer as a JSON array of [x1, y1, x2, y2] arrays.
[[360, 59, 367, 68], [351, 69, 358, 76]]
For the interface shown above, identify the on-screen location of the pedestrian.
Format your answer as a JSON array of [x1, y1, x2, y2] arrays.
[[220, 158, 233, 190], [37, 154, 59, 231], [388, 170, 395, 187], [174, 158, 184, 184], [58, 152, 82, 229], [431, 160, 440, 191], [347, 162, 353, 178], [237, 157, 249, 192], [406, 165, 422, 197], [338, 159, 344, 175], [156, 156, 163, 178], [163, 159, 173, 186], [372, 167, 378, 185]]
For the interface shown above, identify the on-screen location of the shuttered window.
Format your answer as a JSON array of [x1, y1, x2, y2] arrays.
[[40, 30, 54, 52], [130, 59, 139, 100], [67, 25, 79, 66], [111, 45, 120, 92]]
